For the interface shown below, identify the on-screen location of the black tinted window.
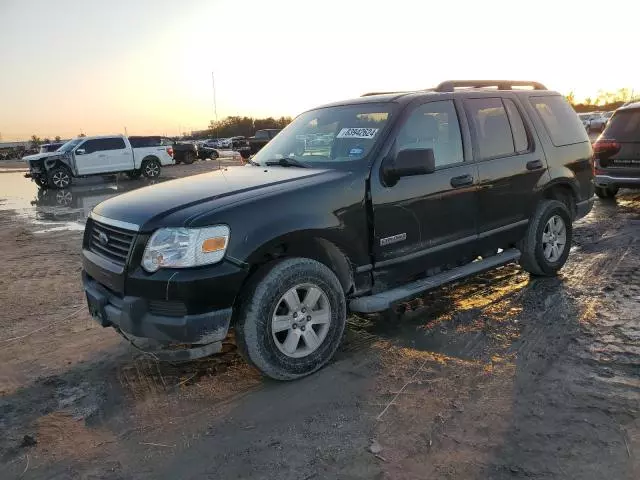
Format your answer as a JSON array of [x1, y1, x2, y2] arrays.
[[255, 131, 269, 139], [604, 109, 640, 142], [129, 136, 161, 148], [467, 98, 514, 159], [80, 139, 99, 154], [397, 100, 464, 167], [529, 95, 588, 146], [504, 99, 529, 153], [100, 138, 126, 150]]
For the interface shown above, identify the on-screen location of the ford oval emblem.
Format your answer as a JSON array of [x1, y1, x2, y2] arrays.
[[98, 231, 109, 245]]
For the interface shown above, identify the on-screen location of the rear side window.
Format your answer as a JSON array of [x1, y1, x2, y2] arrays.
[[466, 98, 514, 159], [604, 109, 640, 142], [504, 99, 529, 153], [529, 95, 588, 146], [129, 136, 161, 148], [99, 138, 126, 150]]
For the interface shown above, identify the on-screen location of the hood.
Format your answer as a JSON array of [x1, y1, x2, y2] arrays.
[[23, 151, 65, 162], [92, 165, 334, 230]]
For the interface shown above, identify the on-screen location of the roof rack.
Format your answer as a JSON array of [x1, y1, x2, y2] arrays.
[[360, 91, 406, 97], [434, 80, 547, 92]]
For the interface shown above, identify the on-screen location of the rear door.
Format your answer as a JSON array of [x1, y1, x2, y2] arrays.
[[371, 99, 480, 284], [464, 96, 548, 251], [598, 108, 640, 176], [104, 137, 134, 172]]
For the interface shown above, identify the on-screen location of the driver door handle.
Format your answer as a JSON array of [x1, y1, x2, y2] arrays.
[[450, 174, 473, 188]]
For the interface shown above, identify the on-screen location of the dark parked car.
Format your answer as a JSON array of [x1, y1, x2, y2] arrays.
[[82, 80, 594, 380], [592, 102, 640, 198], [39, 142, 65, 153], [248, 129, 281, 155], [170, 140, 199, 164], [198, 140, 221, 160]]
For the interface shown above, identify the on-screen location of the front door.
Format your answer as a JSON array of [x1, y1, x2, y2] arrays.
[[74, 138, 110, 175], [370, 99, 480, 286], [463, 96, 549, 251]]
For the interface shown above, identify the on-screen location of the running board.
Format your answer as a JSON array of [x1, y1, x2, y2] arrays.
[[349, 248, 521, 313]]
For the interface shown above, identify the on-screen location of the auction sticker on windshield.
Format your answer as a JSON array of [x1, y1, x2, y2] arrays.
[[336, 128, 379, 139]]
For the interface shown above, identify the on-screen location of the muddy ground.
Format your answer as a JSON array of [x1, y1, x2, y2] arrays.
[[0, 160, 638, 479]]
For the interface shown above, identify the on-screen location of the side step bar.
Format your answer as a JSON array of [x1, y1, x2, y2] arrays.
[[349, 248, 521, 313]]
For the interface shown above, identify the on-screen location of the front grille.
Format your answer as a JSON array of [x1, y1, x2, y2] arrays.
[[89, 220, 136, 266], [148, 300, 187, 317]]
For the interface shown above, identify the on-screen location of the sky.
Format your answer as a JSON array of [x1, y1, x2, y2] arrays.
[[1, 0, 639, 141]]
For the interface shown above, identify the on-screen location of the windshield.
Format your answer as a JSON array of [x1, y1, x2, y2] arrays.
[[58, 138, 83, 152], [604, 109, 640, 142], [252, 103, 394, 166]]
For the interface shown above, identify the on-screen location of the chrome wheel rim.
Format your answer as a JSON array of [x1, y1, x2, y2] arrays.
[[52, 171, 70, 188], [145, 163, 159, 177], [56, 190, 73, 206], [542, 214, 567, 262], [271, 283, 331, 358]]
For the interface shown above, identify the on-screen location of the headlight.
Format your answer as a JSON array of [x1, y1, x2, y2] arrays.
[[142, 225, 230, 273]]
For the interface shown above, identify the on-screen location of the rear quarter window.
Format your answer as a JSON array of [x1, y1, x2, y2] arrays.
[[529, 95, 588, 147], [604, 109, 640, 142]]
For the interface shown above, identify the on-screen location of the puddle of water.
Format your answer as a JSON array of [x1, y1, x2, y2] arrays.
[[0, 172, 168, 231]]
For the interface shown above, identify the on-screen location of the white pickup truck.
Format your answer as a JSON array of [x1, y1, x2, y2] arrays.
[[24, 135, 174, 189]]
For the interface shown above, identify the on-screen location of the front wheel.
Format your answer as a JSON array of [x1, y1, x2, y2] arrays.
[[48, 167, 72, 189], [235, 258, 347, 381], [519, 200, 573, 276], [595, 185, 618, 199], [142, 159, 161, 178]]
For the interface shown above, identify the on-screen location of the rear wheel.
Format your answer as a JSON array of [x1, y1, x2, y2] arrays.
[[142, 159, 161, 178], [595, 185, 618, 199], [48, 167, 72, 189], [519, 200, 572, 276], [210, 150, 219, 160], [235, 258, 346, 380], [182, 151, 195, 165]]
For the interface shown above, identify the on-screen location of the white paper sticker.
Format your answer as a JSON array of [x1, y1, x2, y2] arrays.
[[336, 127, 379, 139]]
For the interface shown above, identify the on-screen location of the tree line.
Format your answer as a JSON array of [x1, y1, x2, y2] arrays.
[[192, 116, 292, 139], [566, 87, 638, 112]]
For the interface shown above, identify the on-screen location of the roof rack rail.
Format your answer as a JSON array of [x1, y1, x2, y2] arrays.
[[434, 80, 547, 92], [360, 91, 404, 97]]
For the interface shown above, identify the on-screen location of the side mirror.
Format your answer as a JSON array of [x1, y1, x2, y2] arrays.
[[75, 148, 86, 155], [383, 148, 436, 185]]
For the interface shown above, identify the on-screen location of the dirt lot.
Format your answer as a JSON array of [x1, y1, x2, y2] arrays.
[[0, 160, 638, 479]]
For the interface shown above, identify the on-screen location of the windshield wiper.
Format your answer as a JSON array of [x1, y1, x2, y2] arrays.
[[264, 158, 308, 168]]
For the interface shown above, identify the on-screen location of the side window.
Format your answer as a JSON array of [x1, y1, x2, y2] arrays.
[[255, 131, 269, 140], [466, 98, 514, 160], [529, 95, 588, 147], [504, 99, 530, 153], [397, 100, 464, 167], [79, 139, 99, 154], [100, 138, 126, 150]]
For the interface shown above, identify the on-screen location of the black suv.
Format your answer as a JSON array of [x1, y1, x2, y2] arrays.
[[593, 101, 640, 198], [82, 80, 594, 380]]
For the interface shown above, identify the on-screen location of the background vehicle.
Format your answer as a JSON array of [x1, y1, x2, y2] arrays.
[[593, 102, 640, 198], [230, 136, 251, 159], [171, 140, 199, 164], [25, 134, 174, 189], [39, 142, 65, 153], [82, 80, 594, 381], [589, 112, 608, 132], [248, 129, 281, 155], [198, 139, 221, 159]]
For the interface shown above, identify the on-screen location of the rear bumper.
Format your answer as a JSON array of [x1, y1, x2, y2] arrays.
[[576, 196, 595, 220], [82, 272, 232, 345], [595, 174, 640, 188]]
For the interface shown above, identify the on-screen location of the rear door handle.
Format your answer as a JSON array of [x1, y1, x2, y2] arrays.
[[526, 159, 544, 170], [450, 174, 474, 188]]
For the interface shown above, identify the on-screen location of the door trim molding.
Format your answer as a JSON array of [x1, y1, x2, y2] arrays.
[[374, 219, 529, 269]]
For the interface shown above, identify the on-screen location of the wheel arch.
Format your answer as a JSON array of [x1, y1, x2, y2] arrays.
[[541, 179, 578, 219]]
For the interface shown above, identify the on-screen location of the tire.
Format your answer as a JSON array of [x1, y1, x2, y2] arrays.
[[518, 200, 573, 276], [594, 185, 618, 199], [211, 150, 219, 160], [48, 167, 72, 189], [182, 152, 195, 165], [141, 159, 161, 178], [126, 169, 142, 180], [235, 258, 347, 381]]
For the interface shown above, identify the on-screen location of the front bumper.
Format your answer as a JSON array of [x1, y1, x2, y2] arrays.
[[83, 272, 233, 346], [595, 174, 640, 188]]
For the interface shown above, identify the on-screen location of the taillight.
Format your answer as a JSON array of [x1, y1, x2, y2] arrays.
[[167, 146, 174, 157], [592, 139, 620, 155]]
